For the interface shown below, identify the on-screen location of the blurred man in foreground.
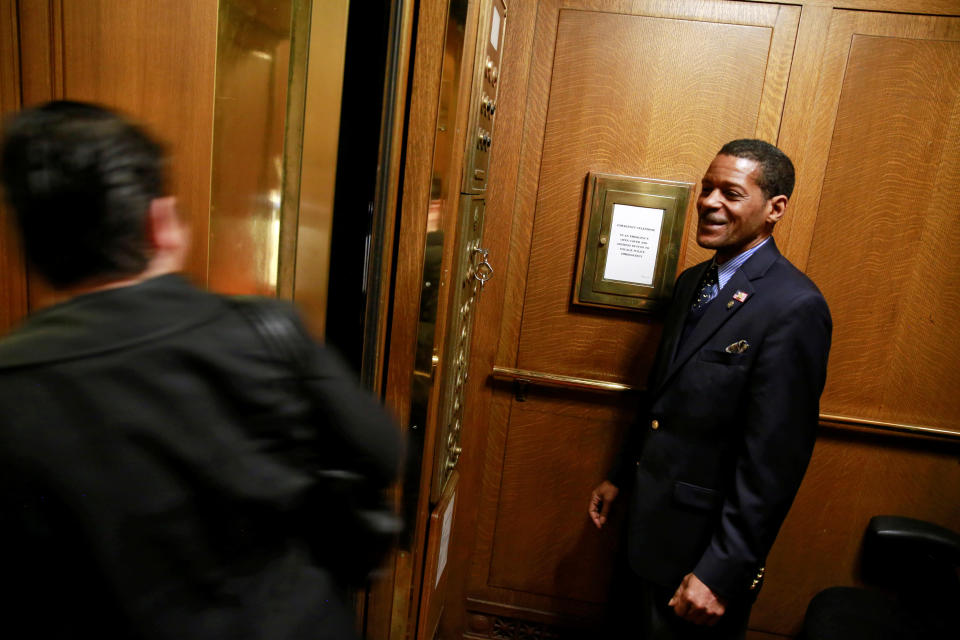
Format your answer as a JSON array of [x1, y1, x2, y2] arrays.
[[0, 101, 401, 639]]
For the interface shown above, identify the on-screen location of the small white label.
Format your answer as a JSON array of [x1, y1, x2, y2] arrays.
[[491, 7, 501, 51], [435, 495, 455, 587], [602, 204, 664, 286]]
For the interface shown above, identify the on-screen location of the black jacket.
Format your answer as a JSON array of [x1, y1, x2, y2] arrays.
[[0, 274, 401, 639]]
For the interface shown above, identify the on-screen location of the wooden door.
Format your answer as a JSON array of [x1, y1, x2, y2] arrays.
[[443, 1, 801, 636]]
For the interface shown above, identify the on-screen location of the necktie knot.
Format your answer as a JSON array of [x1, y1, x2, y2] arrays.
[[691, 263, 719, 311]]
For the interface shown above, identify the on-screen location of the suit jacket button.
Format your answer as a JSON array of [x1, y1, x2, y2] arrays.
[[651, 419, 660, 430]]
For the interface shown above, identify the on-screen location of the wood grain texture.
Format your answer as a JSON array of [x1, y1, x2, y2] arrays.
[[467, 388, 634, 621], [384, 0, 448, 435], [55, 0, 218, 285], [17, 0, 63, 106], [15, 0, 63, 310], [460, 0, 800, 629], [493, 0, 563, 367], [439, 0, 542, 636], [751, 429, 960, 636], [431, 2, 960, 638], [774, 4, 833, 268], [487, 400, 626, 603], [0, 0, 28, 334], [803, 12, 960, 434], [515, 7, 791, 382], [379, 1, 455, 636]]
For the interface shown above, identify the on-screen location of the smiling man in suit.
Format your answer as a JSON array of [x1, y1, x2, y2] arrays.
[[589, 139, 832, 639]]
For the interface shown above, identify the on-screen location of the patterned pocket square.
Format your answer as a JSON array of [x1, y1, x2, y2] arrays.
[[724, 339, 750, 354]]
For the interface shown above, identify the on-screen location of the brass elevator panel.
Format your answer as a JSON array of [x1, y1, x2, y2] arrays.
[[431, 195, 487, 499], [431, 0, 506, 501], [462, 0, 505, 194]]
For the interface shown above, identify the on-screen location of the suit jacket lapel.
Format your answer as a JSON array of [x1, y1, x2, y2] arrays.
[[647, 261, 709, 391], [653, 239, 781, 397]]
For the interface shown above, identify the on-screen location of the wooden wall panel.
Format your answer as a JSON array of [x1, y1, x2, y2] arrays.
[[38, 0, 219, 285], [487, 397, 627, 603], [460, 0, 802, 629], [752, 430, 960, 637], [447, 2, 960, 639], [803, 12, 960, 435], [515, 5, 797, 386], [0, 0, 28, 334]]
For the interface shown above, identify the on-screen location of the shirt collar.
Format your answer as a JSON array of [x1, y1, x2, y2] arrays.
[[715, 236, 771, 291]]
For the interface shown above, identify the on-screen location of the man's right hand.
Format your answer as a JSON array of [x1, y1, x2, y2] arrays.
[[589, 480, 619, 529]]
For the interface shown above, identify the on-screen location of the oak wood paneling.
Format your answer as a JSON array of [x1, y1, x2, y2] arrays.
[[461, 0, 801, 628], [515, 5, 796, 384], [381, 1, 459, 636], [421, 2, 960, 639], [752, 429, 960, 636], [802, 12, 960, 435], [53, 0, 218, 285], [438, 0, 543, 636], [0, 0, 27, 334], [488, 398, 626, 603]]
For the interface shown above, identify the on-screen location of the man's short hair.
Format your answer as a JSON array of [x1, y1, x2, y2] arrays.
[[718, 139, 795, 200], [1, 101, 166, 288]]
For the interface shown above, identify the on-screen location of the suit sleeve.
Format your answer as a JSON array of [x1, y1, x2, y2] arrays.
[[693, 290, 831, 600]]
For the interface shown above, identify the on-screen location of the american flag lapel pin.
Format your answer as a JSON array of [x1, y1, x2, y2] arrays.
[[732, 290, 749, 303]]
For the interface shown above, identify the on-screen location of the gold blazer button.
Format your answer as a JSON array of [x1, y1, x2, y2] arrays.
[[651, 419, 660, 430]]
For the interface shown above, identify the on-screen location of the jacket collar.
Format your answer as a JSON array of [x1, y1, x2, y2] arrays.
[[653, 238, 781, 396], [0, 274, 226, 370]]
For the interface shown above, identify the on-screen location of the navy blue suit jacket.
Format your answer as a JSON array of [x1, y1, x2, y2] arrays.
[[611, 239, 831, 601]]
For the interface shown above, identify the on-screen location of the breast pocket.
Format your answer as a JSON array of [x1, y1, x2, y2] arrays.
[[698, 348, 749, 366]]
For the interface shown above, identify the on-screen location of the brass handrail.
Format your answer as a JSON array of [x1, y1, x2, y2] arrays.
[[490, 366, 960, 443], [818, 413, 960, 442], [490, 366, 638, 393]]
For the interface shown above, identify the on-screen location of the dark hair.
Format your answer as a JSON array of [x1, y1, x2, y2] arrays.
[[718, 139, 795, 200], [1, 101, 166, 288]]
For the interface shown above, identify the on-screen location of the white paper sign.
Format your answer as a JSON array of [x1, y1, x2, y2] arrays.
[[435, 495, 455, 587], [491, 7, 501, 51], [602, 204, 664, 286]]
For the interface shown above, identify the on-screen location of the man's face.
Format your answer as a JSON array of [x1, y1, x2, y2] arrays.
[[696, 154, 781, 262]]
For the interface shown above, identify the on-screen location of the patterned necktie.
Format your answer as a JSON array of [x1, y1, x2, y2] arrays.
[[691, 262, 719, 311]]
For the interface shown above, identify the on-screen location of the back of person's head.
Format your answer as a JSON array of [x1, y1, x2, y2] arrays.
[[1, 100, 166, 288], [718, 138, 795, 201]]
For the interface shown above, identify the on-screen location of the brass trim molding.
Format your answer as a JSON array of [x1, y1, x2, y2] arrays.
[[818, 413, 960, 442], [491, 365, 637, 393], [490, 366, 960, 442]]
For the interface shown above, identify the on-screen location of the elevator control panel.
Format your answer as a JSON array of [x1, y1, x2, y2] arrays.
[[462, 0, 506, 194], [432, 0, 507, 501]]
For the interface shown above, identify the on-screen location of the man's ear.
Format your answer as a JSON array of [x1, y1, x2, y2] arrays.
[[146, 196, 189, 270], [766, 194, 788, 224]]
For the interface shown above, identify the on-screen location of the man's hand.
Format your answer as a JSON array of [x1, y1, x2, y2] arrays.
[[588, 481, 619, 529], [668, 572, 727, 626]]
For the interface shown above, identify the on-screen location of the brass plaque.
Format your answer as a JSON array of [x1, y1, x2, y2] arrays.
[[574, 173, 691, 312]]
